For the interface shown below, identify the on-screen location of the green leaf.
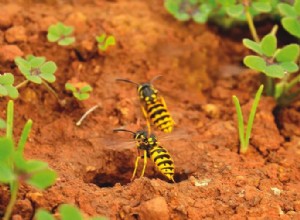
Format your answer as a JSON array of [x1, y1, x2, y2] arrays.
[[175, 12, 190, 21], [261, 34, 277, 57], [26, 169, 57, 190], [15, 57, 31, 70], [0, 137, 14, 161], [18, 65, 31, 76], [30, 57, 46, 68], [35, 209, 55, 220], [0, 73, 14, 85], [282, 17, 300, 38], [294, 0, 300, 15], [264, 64, 285, 78], [226, 4, 244, 18], [96, 34, 106, 43], [0, 118, 6, 129], [275, 44, 300, 62], [243, 55, 266, 72], [14, 151, 26, 170], [243, 39, 262, 55], [80, 85, 92, 93], [40, 61, 57, 74], [5, 85, 19, 99], [59, 204, 83, 220], [40, 73, 56, 83], [62, 26, 74, 36], [23, 160, 48, 173], [252, 2, 271, 13], [0, 85, 8, 96], [48, 24, 60, 38], [58, 37, 76, 46], [78, 93, 90, 100], [280, 61, 299, 73], [65, 83, 76, 92], [17, 119, 32, 154], [0, 163, 15, 183], [47, 32, 60, 42], [105, 36, 116, 47], [277, 3, 297, 17], [27, 75, 42, 84]]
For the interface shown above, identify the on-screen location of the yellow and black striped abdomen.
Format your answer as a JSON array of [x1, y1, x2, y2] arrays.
[[149, 144, 175, 182], [146, 100, 174, 133]]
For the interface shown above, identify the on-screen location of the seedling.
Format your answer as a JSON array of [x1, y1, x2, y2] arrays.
[[0, 101, 57, 220], [164, 0, 213, 23], [35, 204, 107, 220], [65, 81, 93, 101], [96, 34, 116, 51], [0, 73, 19, 99], [243, 29, 300, 103], [14, 55, 61, 101], [47, 22, 75, 46], [0, 118, 5, 129], [232, 84, 264, 154], [278, 0, 300, 38]]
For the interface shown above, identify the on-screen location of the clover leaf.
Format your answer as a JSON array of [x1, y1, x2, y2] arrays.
[[47, 22, 76, 46], [278, 0, 300, 38], [65, 82, 93, 101], [243, 32, 300, 79], [35, 204, 108, 220], [0, 73, 19, 99], [15, 55, 57, 84], [96, 34, 116, 52]]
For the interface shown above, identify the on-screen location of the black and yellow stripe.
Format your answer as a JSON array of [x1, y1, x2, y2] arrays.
[[146, 100, 174, 133], [149, 144, 175, 182]]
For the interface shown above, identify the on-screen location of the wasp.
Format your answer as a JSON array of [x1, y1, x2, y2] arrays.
[[113, 128, 175, 182], [116, 76, 175, 133]]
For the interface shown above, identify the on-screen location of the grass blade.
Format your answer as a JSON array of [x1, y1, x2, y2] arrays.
[[232, 96, 245, 151], [244, 85, 264, 150]]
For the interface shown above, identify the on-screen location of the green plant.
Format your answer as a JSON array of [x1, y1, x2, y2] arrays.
[[243, 29, 300, 102], [96, 34, 116, 52], [0, 100, 57, 220], [164, 0, 279, 30], [65, 82, 93, 101], [0, 73, 19, 99], [232, 84, 264, 154], [278, 0, 300, 38], [0, 118, 5, 129], [35, 204, 107, 220], [14, 55, 60, 101], [47, 22, 75, 46]]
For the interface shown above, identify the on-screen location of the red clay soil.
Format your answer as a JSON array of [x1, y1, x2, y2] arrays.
[[0, 1, 300, 219]]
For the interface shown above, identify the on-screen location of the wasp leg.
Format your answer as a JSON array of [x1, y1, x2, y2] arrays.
[[140, 150, 148, 178], [141, 106, 151, 134], [160, 96, 176, 125], [131, 156, 141, 181]]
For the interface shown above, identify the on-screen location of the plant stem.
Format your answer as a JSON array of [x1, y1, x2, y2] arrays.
[[265, 76, 274, 96], [244, 84, 264, 151], [286, 73, 300, 92], [6, 100, 14, 139], [42, 81, 59, 100], [232, 96, 246, 151], [76, 104, 99, 126], [15, 80, 29, 89], [245, 6, 259, 43], [3, 181, 19, 220]]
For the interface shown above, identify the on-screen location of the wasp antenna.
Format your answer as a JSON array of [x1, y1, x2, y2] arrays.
[[113, 128, 136, 134], [115, 78, 139, 86], [150, 75, 163, 84]]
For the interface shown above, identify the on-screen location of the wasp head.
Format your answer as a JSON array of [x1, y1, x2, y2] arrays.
[[134, 130, 148, 144], [138, 83, 158, 104]]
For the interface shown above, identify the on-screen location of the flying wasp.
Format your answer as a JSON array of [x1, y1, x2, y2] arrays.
[[116, 76, 175, 133], [113, 128, 175, 182]]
